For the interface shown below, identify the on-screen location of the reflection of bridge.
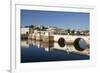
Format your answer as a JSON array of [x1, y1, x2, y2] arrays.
[[21, 39, 89, 56], [53, 42, 89, 56]]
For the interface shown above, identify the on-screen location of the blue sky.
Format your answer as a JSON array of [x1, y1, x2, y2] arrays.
[[21, 10, 89, 31]]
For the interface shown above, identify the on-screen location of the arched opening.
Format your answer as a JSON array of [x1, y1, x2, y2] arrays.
[[74, 38, 88, 51], [58, 37, 65, 47]]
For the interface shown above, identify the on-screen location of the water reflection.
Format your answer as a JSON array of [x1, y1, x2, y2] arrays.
[[21, 40, 89, 63]]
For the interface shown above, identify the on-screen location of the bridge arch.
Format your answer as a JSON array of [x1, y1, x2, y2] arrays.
[[74, 38, 88, 51]]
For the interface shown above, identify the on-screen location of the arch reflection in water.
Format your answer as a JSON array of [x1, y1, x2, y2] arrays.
[[21, 40, 89, 55], [21, 40, 89, 63]]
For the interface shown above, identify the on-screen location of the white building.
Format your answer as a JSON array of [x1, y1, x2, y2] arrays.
[[21, 27, 29, 35]]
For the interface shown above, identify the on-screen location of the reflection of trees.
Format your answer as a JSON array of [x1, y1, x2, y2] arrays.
[[21, 33, 29, 39]]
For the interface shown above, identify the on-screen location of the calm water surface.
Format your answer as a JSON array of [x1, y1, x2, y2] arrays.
[[21, 40, 89, 63]]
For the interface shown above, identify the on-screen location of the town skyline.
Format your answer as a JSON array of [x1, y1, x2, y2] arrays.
[[21, 10, 89, 31]]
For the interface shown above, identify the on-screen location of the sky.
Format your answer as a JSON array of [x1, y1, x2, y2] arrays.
[[21, 10, 89, 31]]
